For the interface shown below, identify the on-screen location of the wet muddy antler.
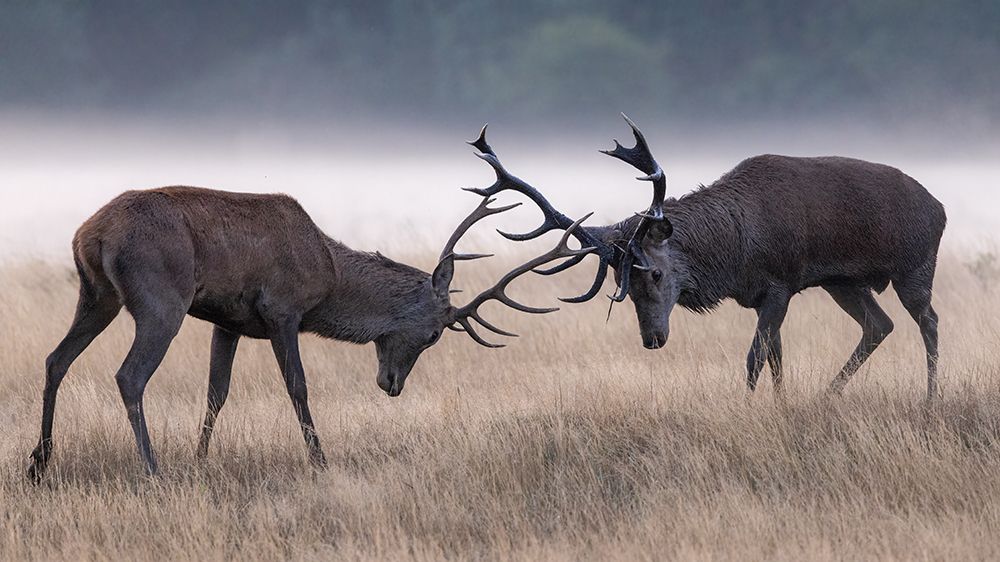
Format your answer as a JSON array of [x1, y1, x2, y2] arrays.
[[600, 113, 672, 302], [464, 125, 616, 303]]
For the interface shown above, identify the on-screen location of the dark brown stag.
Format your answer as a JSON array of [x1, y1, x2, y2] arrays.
[[468, 115, 946, 398], [28, 184, 592, 481]]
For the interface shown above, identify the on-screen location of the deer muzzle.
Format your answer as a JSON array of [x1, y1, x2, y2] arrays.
[[642, 330, 669, 350], [377, 370, 402, 397]]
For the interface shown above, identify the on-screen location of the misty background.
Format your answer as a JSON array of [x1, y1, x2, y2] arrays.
[[1, 1, 998, 258]]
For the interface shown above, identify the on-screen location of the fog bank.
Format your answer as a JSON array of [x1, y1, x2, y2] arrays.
[[1, 116, 996, 262]]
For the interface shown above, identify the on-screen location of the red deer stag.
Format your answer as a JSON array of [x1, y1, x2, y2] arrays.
[[465, 116, 946, 399], [28, 183, 592, 481]]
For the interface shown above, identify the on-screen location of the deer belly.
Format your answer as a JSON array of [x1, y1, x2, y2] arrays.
[[188, 289, 270, 339]]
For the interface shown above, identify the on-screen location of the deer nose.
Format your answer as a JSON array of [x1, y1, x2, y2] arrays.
[[643, 332, 668, 350], [379, 373, 404, 398], [377, 372, 394, 395]]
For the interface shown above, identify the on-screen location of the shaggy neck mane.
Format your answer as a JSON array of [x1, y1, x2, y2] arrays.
[[616, 164, 760, 313], [668, 187, 748, 312], [303, 238, 431, 343]]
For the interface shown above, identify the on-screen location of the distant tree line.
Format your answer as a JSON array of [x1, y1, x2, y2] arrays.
[[2, 0, 997, 126]]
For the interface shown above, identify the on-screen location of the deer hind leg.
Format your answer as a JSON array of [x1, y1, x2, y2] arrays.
[[109, 248, 194, 476], [893, 261, 939, 400], [197, 326, 241, 460], [28, 272, 121, 483], [825, 285, 894, 394], [115, 299, 187, 476]]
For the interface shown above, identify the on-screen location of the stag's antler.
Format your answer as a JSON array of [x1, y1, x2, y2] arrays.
[[438, 196, 521, 263], [448, 216, 596, 348], [600, 113, 670, 302], [464, 125, 616, 303], [437, 178, 598, 348]]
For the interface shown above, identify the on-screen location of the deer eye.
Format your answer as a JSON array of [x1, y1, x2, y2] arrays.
[[652, 270, 663, 283]]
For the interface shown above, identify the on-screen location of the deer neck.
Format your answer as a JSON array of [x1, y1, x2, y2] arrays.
[[664, 196, 745, 313], [304, 242, 430, 344]]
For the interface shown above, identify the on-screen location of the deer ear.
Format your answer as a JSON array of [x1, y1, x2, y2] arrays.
[[431, 256, 455, 301], [647, 218, 673, 244]]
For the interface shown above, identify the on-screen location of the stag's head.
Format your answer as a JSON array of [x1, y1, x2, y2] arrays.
[[463, 115, 678, 350], [374, 178, 593, 397], [599, 116, 677, 348]]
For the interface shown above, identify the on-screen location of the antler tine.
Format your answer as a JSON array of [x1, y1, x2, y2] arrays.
[[455, 317, 506, 349], [533, 253, 588, 276], [463, 154, 570, 243], [465, 130, 607, 251], [601, 113, 667, 220], [453, 214, 597, 347], [469, 310, 519, 338], [468, 124, 495, 157], [460, 124, 616, 312], [610, 257, 633, 302], [439, 196, 522, 262], [495, 223, 558, 242], [561, 258, 611, 304], [600, 113, 659, 174]]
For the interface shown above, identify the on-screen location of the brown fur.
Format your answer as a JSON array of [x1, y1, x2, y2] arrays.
[[599, 155, 946, 398], [29, 186, 457, 480]]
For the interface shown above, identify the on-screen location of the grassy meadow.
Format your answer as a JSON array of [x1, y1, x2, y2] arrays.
[[1, 249, 999, 561]]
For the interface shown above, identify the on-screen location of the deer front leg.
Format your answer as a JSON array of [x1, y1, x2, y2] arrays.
[[197, 326, 241, 459], [746, 290, 790, 393], [765, 331, 785, 394], [268, 320, 328, 469]]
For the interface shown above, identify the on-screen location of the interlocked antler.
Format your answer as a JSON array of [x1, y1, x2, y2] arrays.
[[464, 125, 616, 303], [449, 215, 596, 348], [600, 113, 669, 302], [438, 177, 597, 348], [439, 196, 521, 263]]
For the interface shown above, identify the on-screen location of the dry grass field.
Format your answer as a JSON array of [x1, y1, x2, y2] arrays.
[[1, 249, 999, 561]]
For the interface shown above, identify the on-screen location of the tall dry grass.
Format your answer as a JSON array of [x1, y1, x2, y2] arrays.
[[1, 249, 999, 561]]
